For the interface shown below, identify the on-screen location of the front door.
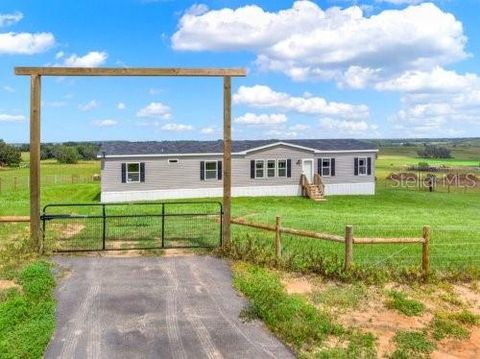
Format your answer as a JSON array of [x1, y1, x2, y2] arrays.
[[302, 159, 314, 183]]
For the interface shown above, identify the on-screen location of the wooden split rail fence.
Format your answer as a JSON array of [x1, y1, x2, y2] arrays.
[[231, 217, 431, 274]]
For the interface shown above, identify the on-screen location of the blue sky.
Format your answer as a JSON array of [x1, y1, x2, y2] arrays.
[[1, 0, 480, 142]]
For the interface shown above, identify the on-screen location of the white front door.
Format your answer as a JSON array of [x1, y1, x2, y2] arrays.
[[302, 159, 314, 183]]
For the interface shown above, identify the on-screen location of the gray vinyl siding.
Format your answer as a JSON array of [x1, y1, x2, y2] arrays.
[[101, 144, 376, 192]]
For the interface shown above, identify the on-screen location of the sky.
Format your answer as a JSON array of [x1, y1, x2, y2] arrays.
[[1, 0, 480, 143]]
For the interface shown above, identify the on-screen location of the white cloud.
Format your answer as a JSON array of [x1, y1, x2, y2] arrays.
[[78, 100, 98, 111], [136, 102, 172, 119], [0, 12, 23, 27], [92, 119, 118, 127], [117, 102, 126, 110], [380, 67, 480, 135], [376, 0, 424, 5], [60, 51, 108, 67], [234, 113, 287, 126], [0, 114, 25, 122], [2, 86, 14, 93], [234, 85, 369, 120], [375, 67, 480, 93], [320, 118, 378, 136], [55, 51, 64, 59], [200, 127, 215, 134], [0, 32, 55, 54], [160, 123, 193, 132], [173, 2, 466, 85]]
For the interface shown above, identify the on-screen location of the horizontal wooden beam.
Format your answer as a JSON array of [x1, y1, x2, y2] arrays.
[[15, 67, 247, 77], [231, 218, 344, 243], [0, 216, 30, 223]]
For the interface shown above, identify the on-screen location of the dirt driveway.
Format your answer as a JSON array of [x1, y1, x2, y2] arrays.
[[46, 256, 293, 359]]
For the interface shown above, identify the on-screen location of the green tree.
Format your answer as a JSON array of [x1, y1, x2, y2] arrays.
[[0, 140, 22, 166], [54, 145, 79, 164]]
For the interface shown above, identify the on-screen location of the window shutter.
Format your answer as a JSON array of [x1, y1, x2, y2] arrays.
[[140, 162, 145, 182], [250, 160, 255, 179], [367, 157, 372, 175], [200, 161, 205, 180], [121, 163, 126, 183], [287, 159, 292, 178], [217, 160, 222, 180], [331, 158, 336, 176], [354, 158, 359, 176], [318, 159, 322, 176]]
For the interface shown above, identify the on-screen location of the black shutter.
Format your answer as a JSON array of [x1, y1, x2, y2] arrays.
[[140, 162, 145, 182], [331, 158, 336, 176], [318, 159, 322, 176], [217, 161, 222, 180], [121, 163, 126, 183], [250, 160, 255, 179], [367, 157, 372, 175], [354, 158, 359, 176], [200, 161, 205, 180], [287, 159, 292, 178]]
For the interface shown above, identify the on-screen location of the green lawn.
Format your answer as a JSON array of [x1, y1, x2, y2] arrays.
[[1, 152, 479, 274]]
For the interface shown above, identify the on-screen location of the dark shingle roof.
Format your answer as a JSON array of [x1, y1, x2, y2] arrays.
[[99, 139, 377, 156]]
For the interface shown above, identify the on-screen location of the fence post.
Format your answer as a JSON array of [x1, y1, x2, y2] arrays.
[[161, 203, 165, 248], [422, 225, 431, 275], [344, 225, 353, 271], [102, 204, 106, 250], [275, 216, 282, 260]]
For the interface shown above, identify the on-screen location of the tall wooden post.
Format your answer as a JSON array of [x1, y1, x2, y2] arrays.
[[30, 74, 42, 253], [223, 76, 232, 246]]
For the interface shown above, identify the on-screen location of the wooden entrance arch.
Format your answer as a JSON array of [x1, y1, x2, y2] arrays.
[[15, 66, 246, 252]]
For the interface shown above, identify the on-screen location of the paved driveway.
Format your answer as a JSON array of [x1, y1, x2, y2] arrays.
[[46, 256, 294, 359]]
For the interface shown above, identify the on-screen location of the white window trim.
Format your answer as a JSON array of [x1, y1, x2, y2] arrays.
[[266, 159, 276, 178], [204, 160, 218, 181], [358, 157, 368, 176], [126, 162, 141, 183], [277, 159, 287, 178], [168, 158, 179, 164], [321, 158, 332, 177], [254, 159, 265, 179]]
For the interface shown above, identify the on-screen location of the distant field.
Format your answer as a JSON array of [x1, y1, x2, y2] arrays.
[[1, 147, 479, 273]]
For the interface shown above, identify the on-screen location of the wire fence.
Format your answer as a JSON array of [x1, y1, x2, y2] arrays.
[[0, 174, 99, 193]]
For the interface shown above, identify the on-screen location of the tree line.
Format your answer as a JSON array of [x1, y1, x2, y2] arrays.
[[0, 140, 101, 166]]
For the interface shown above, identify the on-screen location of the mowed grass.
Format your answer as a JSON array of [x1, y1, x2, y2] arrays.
[[0, 150, 479, 273]]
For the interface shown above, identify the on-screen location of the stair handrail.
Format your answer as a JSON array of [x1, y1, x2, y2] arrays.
[[314, 173, 325, 196]]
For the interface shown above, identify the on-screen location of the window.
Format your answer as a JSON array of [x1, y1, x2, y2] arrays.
[[127, 163, 140, 183], [321, 158, 331, 176], [255, 160, 265, 178], [267, 160, 276, 178], [358, 157, 367, 175], [168, 159, 179, 164], [205, 161, 218, 180], [277, 160, 287, 177]]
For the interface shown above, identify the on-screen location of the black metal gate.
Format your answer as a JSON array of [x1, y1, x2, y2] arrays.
[[41, 202, 223, 252]]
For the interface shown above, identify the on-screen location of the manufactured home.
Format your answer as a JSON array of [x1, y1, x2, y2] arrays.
[[98, 139, 378, 203]]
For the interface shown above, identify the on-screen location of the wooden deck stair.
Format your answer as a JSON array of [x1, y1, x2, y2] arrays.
[[301, 174, 326, 202]]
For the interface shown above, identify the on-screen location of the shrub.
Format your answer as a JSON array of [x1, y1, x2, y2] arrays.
[[0, 140, 21, 167], [417, 145, 452, 159], [54, 145, 80, 164], [392, 330, 435, 358]]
